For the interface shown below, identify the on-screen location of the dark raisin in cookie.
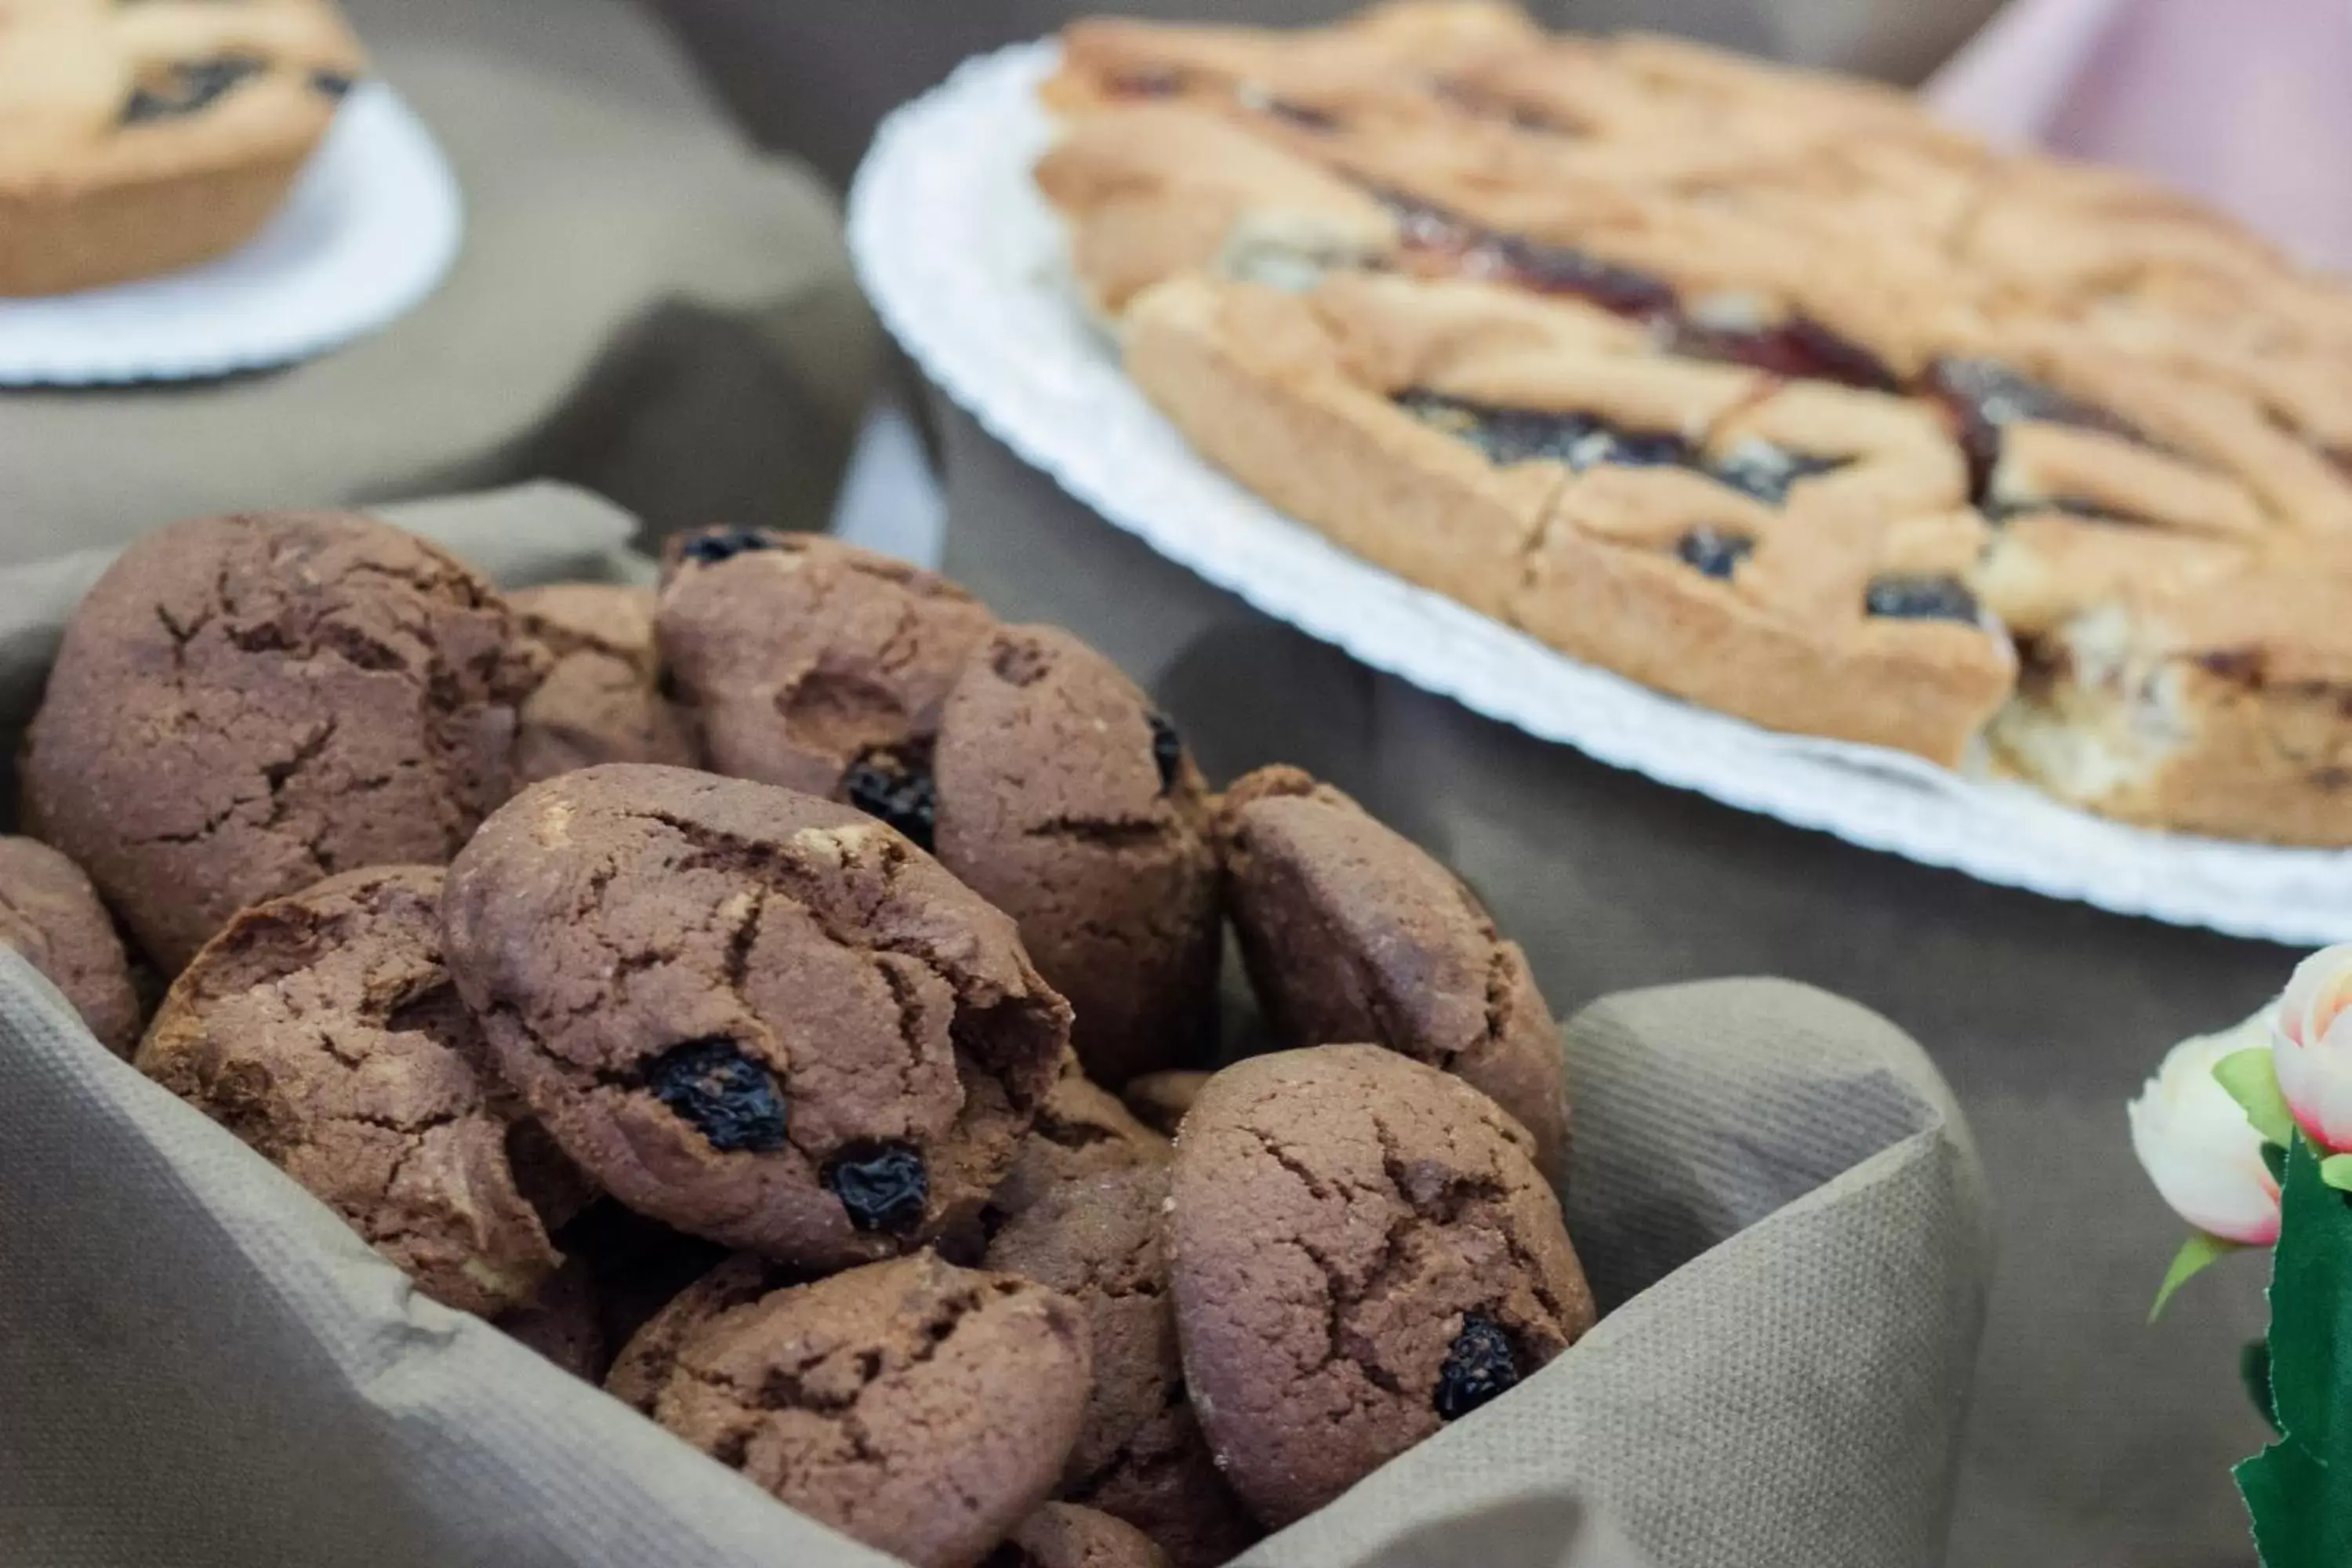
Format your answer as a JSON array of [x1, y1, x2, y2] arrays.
[[1215, 766, 1570, 1178], [648, 1252, 1091, 1568], [440, 764, 1071, 1271], [1167, 1047, 1595, 1527]]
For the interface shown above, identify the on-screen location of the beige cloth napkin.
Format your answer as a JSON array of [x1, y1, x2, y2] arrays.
[[0, 485, 1990, 1567]]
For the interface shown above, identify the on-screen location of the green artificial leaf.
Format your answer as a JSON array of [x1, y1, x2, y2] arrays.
[[2152, 1232, 2241, 1323], [2234, 1135, 2352, 1567], [2265, 1142, 2290, 1184], [2322, 1156, 2352, 1193], [2216, 1048, 2297, 1148], [2243, 1338, 2279, 1434]]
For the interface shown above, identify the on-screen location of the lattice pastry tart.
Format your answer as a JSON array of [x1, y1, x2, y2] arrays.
[[0, 0, 366, 296], [1036, 2, 2352, 846]]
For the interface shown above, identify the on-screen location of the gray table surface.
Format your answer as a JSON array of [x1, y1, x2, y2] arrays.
[[931, 394, 2279, 1568]]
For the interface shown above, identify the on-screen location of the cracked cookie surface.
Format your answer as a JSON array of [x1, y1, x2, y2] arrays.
[[0, 836, 141, 1055], [439, 764, 1072, 1269], [655, 531, 996, 798], [650, 1251, 1091, 1568], [989, 1503, 1169, 1568], [22, 512, 541, 973], [1167, 1046, 1595, 1527], [1216, 766, 1570, 1178], [508, 583, 695, 785], [137, 866, 568, 1316], [604, 1250, 800, 1413], [985, 1167, 1260, 1568], [935, 626, 1221, 1087]]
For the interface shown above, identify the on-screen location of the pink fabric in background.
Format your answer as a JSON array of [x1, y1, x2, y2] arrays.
[[1926, 0, 2352, 272]]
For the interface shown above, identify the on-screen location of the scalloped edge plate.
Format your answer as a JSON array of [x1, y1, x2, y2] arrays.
[[848, 42, 2352, 947]]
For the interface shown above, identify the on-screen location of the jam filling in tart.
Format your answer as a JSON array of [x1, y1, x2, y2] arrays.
[[122, 55, 268, 124], [1399, 389, 1849, 510]]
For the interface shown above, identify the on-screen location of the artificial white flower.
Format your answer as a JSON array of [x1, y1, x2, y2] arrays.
[[2274, 944, 2352, 1156], [2129, 1011, 2281, 1246]]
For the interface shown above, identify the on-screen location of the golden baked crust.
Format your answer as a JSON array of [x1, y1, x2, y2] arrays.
[[1127, 271, 2016, 765], [0, 0, 366, 296], [1041, 2, 2352, 843]]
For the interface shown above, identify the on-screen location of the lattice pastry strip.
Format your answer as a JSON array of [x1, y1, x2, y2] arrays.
[[1123, 268, 2018, 764]]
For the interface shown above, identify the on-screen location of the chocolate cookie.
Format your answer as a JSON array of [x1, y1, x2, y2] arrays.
[[649, 1252, 1092, 1568], [989, 1052, 1172, 1225], [1119, 1072, 1210, 1140], [985, 1167, 1259, 1568], [137, 866, 569, 1316], [22, 512, 542, 972], [655, 529, 996, 808], [495, 1255, 609, 1383], [604, 1250, 797, 1414], [508, 583, 696, 785], [935, 627, 1221, 1087], [440, 764, 1071, 1270], [991, 1504, 1169, 1568], [1167, 1047, 1595, 1527], [1216, 767, 1570, 1178], [0, 836, 141, 1055]]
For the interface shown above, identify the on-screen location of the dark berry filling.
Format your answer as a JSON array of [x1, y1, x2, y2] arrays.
[[1106, 68, 1185, 98], [1433, 1313, 1521, 1420], [1376, 191, 1678, 321], [646, 1039, 789, 1153], [1147, 712, 1185, 793], [1865, 574, 1980, 624], [1260, 96, 1341, 132], [122, 56, 268, 124], [1923, 357, 2143, 500], [1668, 317, 1899, 394], [1675, 528, 1755, 580], [310, 69, 356, 100], [1985, 495, 2147, 526], [677, 526, 775, 565], [1431, 78, 1579, 135], [824, 1142, 930, 1233], [1708, 441, 1851, 505], [841, 744, 938, 851], [1397, 390, 1693, 471], [1490, 235, 1679, 318], [1372, 191, 1899, 394]]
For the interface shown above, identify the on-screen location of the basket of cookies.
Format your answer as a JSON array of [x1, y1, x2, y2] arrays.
[[0, 487, 1988, 1568]]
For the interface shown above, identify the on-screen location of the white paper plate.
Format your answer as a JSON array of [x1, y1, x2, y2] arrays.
[[848, 42, 2352, 947], [0, 84, 461, 386]]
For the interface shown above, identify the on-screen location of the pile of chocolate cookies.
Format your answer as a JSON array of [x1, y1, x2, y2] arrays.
[[2, 510, 1596, 1568]]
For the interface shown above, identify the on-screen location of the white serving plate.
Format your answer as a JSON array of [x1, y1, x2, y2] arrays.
[[848, 41, 2352, 947], [0, 84, 462, 387]]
